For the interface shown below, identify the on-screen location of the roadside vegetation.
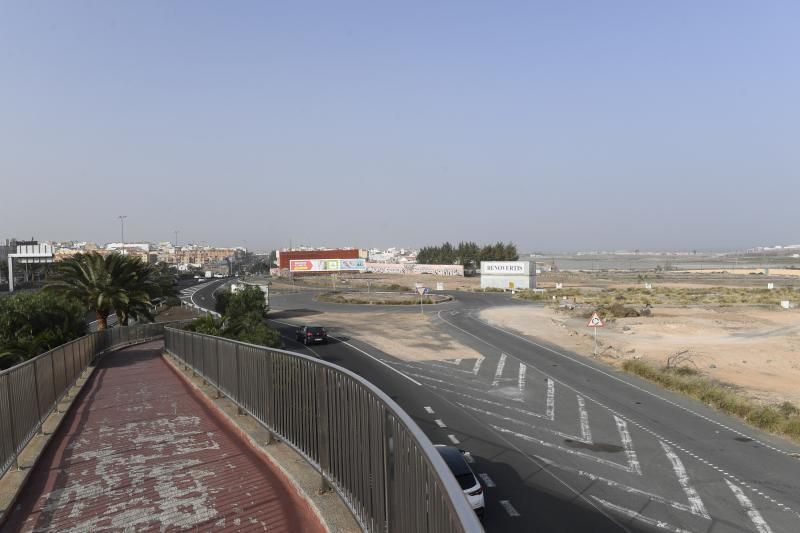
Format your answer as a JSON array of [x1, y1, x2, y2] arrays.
[[515, 286, 800, 307], [185, 285, 280, 348], [317, 292, 450, 305], [0, 291, 87, 369], [416, 241, 518, 266], [621, 359, 800, 442]]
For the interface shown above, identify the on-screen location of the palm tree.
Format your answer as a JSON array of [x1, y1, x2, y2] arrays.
[[46, 252, 164, 329]]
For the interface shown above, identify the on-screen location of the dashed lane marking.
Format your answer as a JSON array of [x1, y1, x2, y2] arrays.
[[448, 434, 460, 445], [424, 406, 435, 414], [478, 473, 495, 487], [499, 500, 520, 517], [435, 419, 447, 428]]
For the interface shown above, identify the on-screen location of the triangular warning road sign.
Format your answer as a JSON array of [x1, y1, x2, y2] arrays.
[[587, 312, 605, 328]]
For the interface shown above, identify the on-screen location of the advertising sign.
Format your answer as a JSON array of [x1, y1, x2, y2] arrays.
[[290, 258, 366, 272], [480, 261, 532, 275]]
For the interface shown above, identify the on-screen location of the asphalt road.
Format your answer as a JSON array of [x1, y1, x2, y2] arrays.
[[197, 287, 800, 533]]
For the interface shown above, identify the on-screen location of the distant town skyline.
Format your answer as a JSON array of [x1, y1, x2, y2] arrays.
[[1, 2, 797, 251]]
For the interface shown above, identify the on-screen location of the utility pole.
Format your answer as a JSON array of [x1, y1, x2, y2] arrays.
[[118, 215, 127, 255]]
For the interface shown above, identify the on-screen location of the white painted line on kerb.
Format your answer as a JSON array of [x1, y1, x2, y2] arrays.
[[492, 353, 507, 386], [726, 479, 773, 533], [478, 473, 495, 487], [518, 363, 527, 391], [448, 434, 460, 445], [268, 319, 422, 387], [471, 356, 484, 375], [499, 500, 520, 517], [435, 419, 447, 428], [424, 406, 435, 414]]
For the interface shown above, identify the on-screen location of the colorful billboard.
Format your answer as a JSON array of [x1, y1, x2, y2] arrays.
[[290, 258, 366, 272]]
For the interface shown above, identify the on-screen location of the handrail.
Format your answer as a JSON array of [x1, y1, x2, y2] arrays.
[[164, 327, 484, 533], [0, 321, 191, 477]]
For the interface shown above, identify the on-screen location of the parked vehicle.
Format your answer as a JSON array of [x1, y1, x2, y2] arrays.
[[295, 325, 328, 345], [435, 445, 485, 517]]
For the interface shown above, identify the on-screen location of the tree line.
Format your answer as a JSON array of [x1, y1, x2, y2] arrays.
[[416, 241, 519, 267]]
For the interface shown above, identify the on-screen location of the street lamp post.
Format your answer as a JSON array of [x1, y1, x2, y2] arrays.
[[118, 215, 127, 255]]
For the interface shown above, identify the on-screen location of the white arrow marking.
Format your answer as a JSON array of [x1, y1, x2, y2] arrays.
[[492, 353, 507, 386], [472, 356, 484, 375], [518, 364, 527, 391], [660, 441, 709, 519], [592, 497, 692, 533], [726, 479, 773, 533]]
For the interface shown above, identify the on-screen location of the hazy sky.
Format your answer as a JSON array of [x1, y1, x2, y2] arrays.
[[1, 1, 798, 252]]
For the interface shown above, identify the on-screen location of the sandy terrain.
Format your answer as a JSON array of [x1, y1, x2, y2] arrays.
[[676, 268, 800, 277], [481, 305, 800, 405], [275, 310, 483, 362]]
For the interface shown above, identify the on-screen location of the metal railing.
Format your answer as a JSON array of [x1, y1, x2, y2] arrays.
[[164, 327, 483, 533], [0, 322, 187, 477]]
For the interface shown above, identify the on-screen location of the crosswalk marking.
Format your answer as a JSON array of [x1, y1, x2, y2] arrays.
[[492, 353, 507, 386]]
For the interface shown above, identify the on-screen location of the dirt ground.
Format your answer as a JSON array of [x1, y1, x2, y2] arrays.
[[273, 273, 482, 292], [276, 310, 483, 363], [480, 305, 800, 405]]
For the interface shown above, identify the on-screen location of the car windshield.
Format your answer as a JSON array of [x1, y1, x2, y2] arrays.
[[308, 327, 325, 334]]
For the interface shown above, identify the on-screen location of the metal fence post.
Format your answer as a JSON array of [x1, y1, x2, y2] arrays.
[[5, 377, 19, 471], [215, 337, 222, 399], [315, 365, 331, 493], [33, 360, 43, 434], [384, 410, 396, 533], [235, 344, 243, 415]]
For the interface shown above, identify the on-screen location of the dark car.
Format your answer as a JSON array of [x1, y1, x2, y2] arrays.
[[296, 325, 328, 345], [435, 445, 485, 517]]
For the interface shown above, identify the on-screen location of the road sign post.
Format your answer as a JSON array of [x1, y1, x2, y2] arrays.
[[587, 312, 605, 356], [417, 286, 427, 315]]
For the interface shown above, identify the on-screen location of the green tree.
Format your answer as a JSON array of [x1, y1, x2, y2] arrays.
[[0, 291, 86, 369], [45, 252, 165, 329]]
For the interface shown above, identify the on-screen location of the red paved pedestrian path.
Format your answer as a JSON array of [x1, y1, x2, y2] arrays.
[[2, 341, 324, 532]]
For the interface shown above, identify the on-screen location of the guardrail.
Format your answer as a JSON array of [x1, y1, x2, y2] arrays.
[[164, 327, 483, 533], [0, 322, 189, 477]]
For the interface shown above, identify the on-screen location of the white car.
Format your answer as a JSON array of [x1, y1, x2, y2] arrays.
[[435, 445, 485, 517]]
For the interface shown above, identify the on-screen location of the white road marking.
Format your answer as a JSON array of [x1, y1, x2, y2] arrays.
[[456, 402, 589, 443], [442, 358, 463, 365], [463, 451, 475, 463], [499, 500, 520, 517], [518, 363, 527, 391], [592, 497, 692, 533], [546, 378, 555, 420], [577, 395, 592, 442], [492, 353, 507, 386], [491, 421, 641, 474], [435, 419, 447, 428], [471, 356, 484, 375], [269, 319, 423, 387], [726, 479, 773, 533], [660, 441, 709, 519], [614, 415, 641, 475], [478, 473, 495, 487], [535, 455, 711, 519], [424, 406, 435, 414], [448, 434, 460, 445]]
